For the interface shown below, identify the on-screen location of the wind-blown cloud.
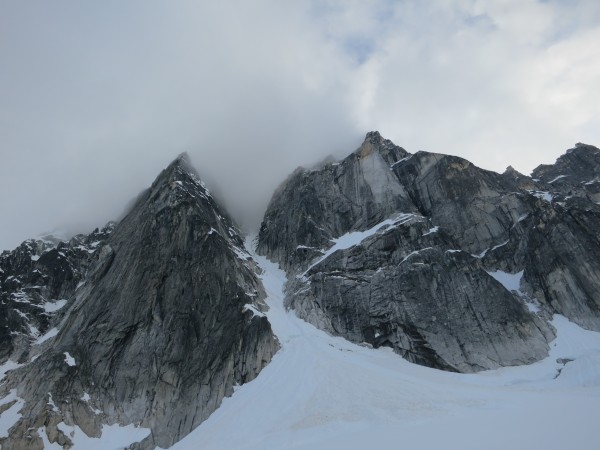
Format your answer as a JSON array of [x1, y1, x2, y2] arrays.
[[1, 0, 599, 250]]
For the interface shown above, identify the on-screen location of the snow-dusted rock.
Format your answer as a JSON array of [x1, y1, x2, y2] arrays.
[[0, 154, 278, 449], [258, 132, 600, 372]]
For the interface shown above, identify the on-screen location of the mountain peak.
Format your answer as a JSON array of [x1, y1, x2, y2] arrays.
[[165, 151, 195, 175], [152, 152, 205, 193], [357, 131, 409, 165], [364, 130, 383, 143]]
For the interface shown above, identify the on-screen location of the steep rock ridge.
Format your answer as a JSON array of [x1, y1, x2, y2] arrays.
[[532, 143, 600, 203], [0, 154, 278, 449], [523, 198, 600, 330], [392, 151, 532, 255], [258, 132, 600, 372], [489, 146, 600, 330], [0, 224, 115, 364], [286, 214, 552, 372], [258, 131, 417, 271]]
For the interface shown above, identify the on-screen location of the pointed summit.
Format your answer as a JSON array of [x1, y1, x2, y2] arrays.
[[364, 130, 383, 144], [532, 142, 600, 185], [357, 131, 409, 166], [0, 153, 278, 449], [169, 151, 196, 174], [159, 151, 200, 183]]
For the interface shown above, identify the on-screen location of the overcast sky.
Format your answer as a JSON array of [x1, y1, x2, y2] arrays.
[[1, 0, 600, 251]]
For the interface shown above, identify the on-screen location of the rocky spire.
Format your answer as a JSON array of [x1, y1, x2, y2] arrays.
[[0, 154, 279, 449]]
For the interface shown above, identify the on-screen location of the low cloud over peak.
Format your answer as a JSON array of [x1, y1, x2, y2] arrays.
[[1, 0, 599, 250]]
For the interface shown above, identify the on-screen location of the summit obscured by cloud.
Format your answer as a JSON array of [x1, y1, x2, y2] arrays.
[[1, 0, 599, 250]]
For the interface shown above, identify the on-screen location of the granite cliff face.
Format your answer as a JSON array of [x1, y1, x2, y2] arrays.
[[258, 132, 600, 372], [257, 132, 417, 271], [1, 134, 600, 448], [0, 154, 278, 449], [0, 224, 115, 365]]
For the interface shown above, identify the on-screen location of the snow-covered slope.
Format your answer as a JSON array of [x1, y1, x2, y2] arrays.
[[167, 238, 600, 450]]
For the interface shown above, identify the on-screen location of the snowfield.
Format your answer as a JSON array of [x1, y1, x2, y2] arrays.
[[3, 239, 599, 449], [167, 239, 600, 450]]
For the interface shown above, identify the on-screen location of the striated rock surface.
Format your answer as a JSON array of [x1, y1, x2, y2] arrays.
[[258, 131, 417, 271], [259, 132, 600, 372], [0, 154, 278, 449], [531, 143, 600, 203], [0, 224, 115, 364]]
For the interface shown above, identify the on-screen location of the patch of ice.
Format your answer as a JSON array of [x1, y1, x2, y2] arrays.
[[0, 389, 25, 438], [423, 226, 439, 236], [390, 155, 412, 168], [400, 247, 433, 264], [512, 214, 529, 229], [472, 248, 489, 259], [490, 240, 509, 251], [243, 304, 265, 318], [11, 291, 31, 304], [530, 191, 553, 202], [548, 175, 567, 184], [486, 270, 523, 292], [42, 299, 68, 313], [56, 422, 150, 450], [80, 393, 102, 414], [48, 393, 60, 412], [0, 360, 22, 380], [35, 327, 59, 345], [31, 255, 40, 261], [38, 426, 62, 449], [28, 324, 40, 338], [64, 352, 76, 367], [487, 270, 539, 313], [304, 214, 419, 275], [15, 309, 29, 321]]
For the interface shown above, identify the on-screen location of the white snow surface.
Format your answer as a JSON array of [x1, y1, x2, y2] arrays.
[[0, 390, 25, 438], [56, 422, 151, 450], [487, 269, 524, 292], [63, 352, 76, 367], [530, 190, 554, 202], [242, 303, 265, 318], [303, 214, 419, 276], [42, 299, 68, 313], [35, 327, 59, 344], [548, 175, 567, 183], [166, 238, 600, 450], [0, 360, 22, 380]]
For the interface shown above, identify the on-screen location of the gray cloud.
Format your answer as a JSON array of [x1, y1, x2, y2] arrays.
[[1, 0, 599, 250]]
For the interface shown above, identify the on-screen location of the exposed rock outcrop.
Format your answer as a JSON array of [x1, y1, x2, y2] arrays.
[[258, 132, 600, 372], [532, 143, 600, 203], [258, 131, 417, 271], [0, 154, 279, 449], [0, 224, 115, 364]]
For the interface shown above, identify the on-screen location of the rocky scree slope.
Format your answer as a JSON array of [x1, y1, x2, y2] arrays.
[[258, 132, 600, 372], [0, 154, 278, 449]]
